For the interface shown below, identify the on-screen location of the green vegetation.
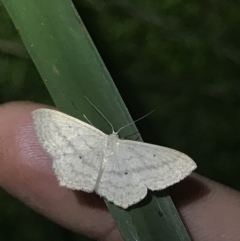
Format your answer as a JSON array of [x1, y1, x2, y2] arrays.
[[1, 0, 240, 240]]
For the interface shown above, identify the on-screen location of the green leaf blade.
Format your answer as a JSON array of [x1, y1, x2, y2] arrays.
[[2, 0, 192, 240]]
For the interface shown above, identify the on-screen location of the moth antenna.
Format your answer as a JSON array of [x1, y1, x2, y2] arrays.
[[83, 114, 95, 127], [84, 96, 115, 133], [116, 110, 155, 134]]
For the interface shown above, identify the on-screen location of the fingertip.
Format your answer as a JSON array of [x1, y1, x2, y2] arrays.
[[0, 101, 120, 240], [0, 101, 57, 200], [169, 174, 240, 241]]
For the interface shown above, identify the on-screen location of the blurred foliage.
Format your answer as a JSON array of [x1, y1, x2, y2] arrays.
[[1, 0, 240, 240]]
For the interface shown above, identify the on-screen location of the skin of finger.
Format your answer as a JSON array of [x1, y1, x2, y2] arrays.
[[1, 102, 240, 241], [0, 102, 122, 241], [169, 174, 240, 241]]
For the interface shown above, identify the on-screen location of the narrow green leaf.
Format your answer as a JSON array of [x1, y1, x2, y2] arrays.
[[2, 0, 192, 240]]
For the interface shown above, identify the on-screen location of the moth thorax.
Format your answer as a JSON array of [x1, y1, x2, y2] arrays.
[[104, 133, 119, 156]]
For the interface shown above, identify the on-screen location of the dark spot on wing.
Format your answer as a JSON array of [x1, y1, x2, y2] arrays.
[[125, 172, 128, 175], [79, 156, 82, 159]]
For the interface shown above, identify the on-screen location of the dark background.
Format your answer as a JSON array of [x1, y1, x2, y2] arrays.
[[1, 0, 240, 240]]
